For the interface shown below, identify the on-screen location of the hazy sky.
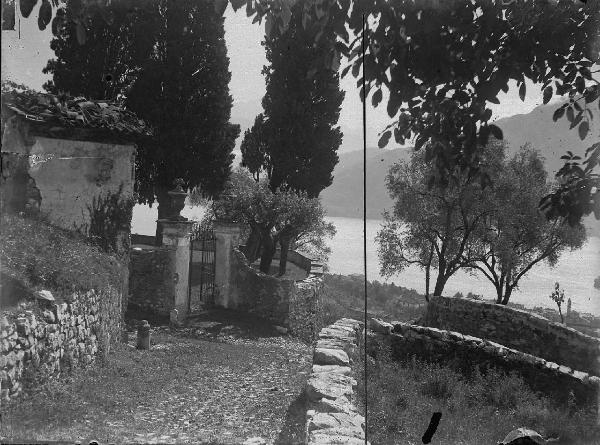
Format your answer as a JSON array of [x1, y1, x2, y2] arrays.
[[2, 3, 555, 154]]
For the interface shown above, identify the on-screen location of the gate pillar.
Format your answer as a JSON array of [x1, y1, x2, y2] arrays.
[[213, 220, 241, 308], [158, 219, 195, 319]]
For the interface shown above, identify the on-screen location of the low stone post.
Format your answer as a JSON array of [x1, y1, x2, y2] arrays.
[[158, 218, 194, 319], [213, 220, 242, 308], [137, 320, 151, 350]]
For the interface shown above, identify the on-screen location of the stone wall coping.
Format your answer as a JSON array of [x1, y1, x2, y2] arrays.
[[131, 245, 163, 252], [233, 248, 295, 284], [305, 318, 369, 445], [370, 318, 600, 386], [234, 248, 322, 287], [430, 295, 600, 345]]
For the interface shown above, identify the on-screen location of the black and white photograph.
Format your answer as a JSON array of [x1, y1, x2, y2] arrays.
[[1, 0, 599, 444]]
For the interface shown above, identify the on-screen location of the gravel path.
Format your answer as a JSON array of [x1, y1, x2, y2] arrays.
[[1, 312, 312, 444]]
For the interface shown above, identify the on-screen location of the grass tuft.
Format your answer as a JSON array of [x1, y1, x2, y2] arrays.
[[0, 213, 124, 315]]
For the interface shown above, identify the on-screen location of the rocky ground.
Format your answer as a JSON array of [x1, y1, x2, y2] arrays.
[[0, 310, 312, 444]]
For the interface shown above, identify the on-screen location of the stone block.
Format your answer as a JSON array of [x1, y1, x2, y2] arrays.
[[308, 432, 365, 445], [314, 348, 350, 367], [35, 290, 55, 302], [316, 338, 355, 355], [312, 365, 352, 376], [306, 373, 355, 402], [4, 351, 16, 368], [311, 397, 356, 414], [307, 412, 365, 438], [369, 318, 393, 335]]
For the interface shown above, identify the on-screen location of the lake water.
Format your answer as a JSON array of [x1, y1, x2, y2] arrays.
[[132, 205, 600, 315]]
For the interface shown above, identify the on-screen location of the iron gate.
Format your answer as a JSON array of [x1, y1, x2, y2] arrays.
[[188, 226, 216, 312]]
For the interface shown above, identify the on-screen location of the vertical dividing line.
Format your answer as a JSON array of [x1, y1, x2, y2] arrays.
[[188, 231, 193, 313], [362, 13, 368, 444]]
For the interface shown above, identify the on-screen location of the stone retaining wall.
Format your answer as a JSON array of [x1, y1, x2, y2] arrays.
[[289, 276, 324, 342], [229, 249, 323, 342], [368, 319, 600, 410], [304, 318, 368, 445], [128, 246, 175, 316], [1, 287, 122, 401], [421, 296, 600, 375]]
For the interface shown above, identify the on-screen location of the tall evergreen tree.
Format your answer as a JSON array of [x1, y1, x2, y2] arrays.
[[243, 2, 344, 198], [43, 0, 156, 100], [19, 0, 600, 225], [126, 0, 239, 244], [43, 0, 239, 244]]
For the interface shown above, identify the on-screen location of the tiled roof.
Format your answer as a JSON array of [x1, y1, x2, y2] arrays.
[[1, 83, 152, 138]]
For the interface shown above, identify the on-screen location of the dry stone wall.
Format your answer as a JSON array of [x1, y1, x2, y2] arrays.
[[421, 296, 600, 375], [289, 275, 323, 342], [304, 318, 368, 445], [129, 246, 175, 316], [229, 249, 323, 342], [368, 319, 600, 410], [0, 287, 122, 401]]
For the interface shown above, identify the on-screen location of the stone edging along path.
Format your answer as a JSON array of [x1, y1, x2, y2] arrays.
[[304, 318, 369, 445]]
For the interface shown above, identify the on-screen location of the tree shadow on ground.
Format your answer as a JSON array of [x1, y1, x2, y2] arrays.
[[184, 308, 286, 339], [274, 391, 308, 445]]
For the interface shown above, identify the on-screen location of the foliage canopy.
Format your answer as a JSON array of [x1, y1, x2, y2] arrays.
[[42, 0, 240, 243], [242, 1, 344, 198], [378, 141, 586, 304], [18, 0, 600, 222]]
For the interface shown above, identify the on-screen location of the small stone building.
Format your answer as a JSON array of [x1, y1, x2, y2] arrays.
[[1, 86, 151, 240]]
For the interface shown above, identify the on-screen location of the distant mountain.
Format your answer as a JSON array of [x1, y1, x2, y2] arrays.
[[321, 99, 600, 235], [493, 100, 599, 175], [321, 146, 408, 219]]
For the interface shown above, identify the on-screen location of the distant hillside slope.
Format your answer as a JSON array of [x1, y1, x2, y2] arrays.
[[322, 99, 600, 235], [321, 146, 408, 219]]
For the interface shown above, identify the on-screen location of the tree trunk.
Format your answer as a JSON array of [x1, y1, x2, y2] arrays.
[[154, 187, 172, 246], [279, 235, 291, 276], [259, 231, 276, 274], [500, 269, 513, 305], [557, 304, 564, 323], [432, 272, 447, 297], [495, 285, 503, 304], [245, 226, 262, 262], [425, 264, 431, 302], [501, 286, 513, 305], [424, 244, 434, 302]]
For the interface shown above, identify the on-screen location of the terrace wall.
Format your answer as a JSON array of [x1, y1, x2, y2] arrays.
[[128, 246, 175, 316], [421, 296, 600, 375], [368, 319, 600, 410], [228, 248, 323, 342], [1, 287, 122, 401]]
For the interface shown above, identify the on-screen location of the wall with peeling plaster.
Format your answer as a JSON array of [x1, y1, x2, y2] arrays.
[[1, 117, 135, 233]]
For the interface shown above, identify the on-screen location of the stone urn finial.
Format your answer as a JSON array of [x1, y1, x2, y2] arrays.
[[168, 178, 187, 220]]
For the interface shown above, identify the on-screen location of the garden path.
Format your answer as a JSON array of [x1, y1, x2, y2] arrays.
[[1, 310, 312, 444]]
